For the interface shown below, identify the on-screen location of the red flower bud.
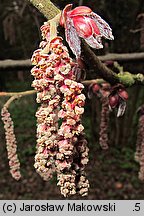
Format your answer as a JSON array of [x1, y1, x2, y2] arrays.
[[109, 94, 119, 108], [118, 89, 129, 100], [92, 84, 100, 93], [72, 15, 106, 39], [72, 16, 93, 38]]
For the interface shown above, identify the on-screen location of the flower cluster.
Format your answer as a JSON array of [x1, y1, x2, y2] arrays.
[[31, 22, 89, 196], [31, 26, 62, 180], [57, 77, 89, 197], [135, 106, 144, 181], [57, 134, 89, 197], [1, 106, 21, 180]]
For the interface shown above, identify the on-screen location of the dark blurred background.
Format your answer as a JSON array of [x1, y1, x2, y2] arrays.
[[0, 0, 144, 200]]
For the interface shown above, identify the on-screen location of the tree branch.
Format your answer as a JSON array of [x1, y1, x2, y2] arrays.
[[99, 52, 144, 62], [0, 59, 31, 69], [82, 42, 144, 86], [1, 52, 144, 69], [81, 41, 119, 85]]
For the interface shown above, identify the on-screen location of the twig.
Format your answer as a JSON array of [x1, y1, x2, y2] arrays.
[[82, 79, 105, 85], [99, 52, 144, 62], [3, 95, 22, 109], [130, 28, 144, 33], [28, 0, 60, 19], [0, 59, 31, 69], [0, 90, 36, 97], [82, 41, 144, 86], [0, 73, 144, 100], [0, 52, 144, 69]]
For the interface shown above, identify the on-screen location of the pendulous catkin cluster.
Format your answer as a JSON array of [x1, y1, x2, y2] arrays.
[[56, 77, 89, 196], [31, 22, 89, 197], [135, 110, 144, 181], [1, 106, 21, 180], [31, 41, 60, 180]]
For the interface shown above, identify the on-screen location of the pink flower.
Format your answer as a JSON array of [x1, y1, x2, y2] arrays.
[[76, 124, 84, 133], [60, 4, 114, 57], [58, 140, 68, 147], [59, 125, 71, 135], [40, 22, 50, 40], [58, 110, 66, 118], [74, 106, 84, 115], [64, 79, 72, 86], [67, 118, 76, 125], [60, 85, 72, 95]]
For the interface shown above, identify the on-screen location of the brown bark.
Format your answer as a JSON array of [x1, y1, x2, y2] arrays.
[[28, 0, 60, 19]]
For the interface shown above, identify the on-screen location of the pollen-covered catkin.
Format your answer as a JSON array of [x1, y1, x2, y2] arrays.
[[1, 107, 21, 180], [31, 22, 89, 196], [99, 97, 109, 150]]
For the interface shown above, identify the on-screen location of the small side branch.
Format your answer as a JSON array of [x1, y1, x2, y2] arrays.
[[0, 90, 36, 97], [82, 79, 105, 86], [4, 95, 21, 108]]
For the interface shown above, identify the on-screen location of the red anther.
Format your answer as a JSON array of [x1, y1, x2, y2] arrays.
[[109, 94, 119, 108], [118, 89, 129, 100], [92, 84, 100, 93]]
